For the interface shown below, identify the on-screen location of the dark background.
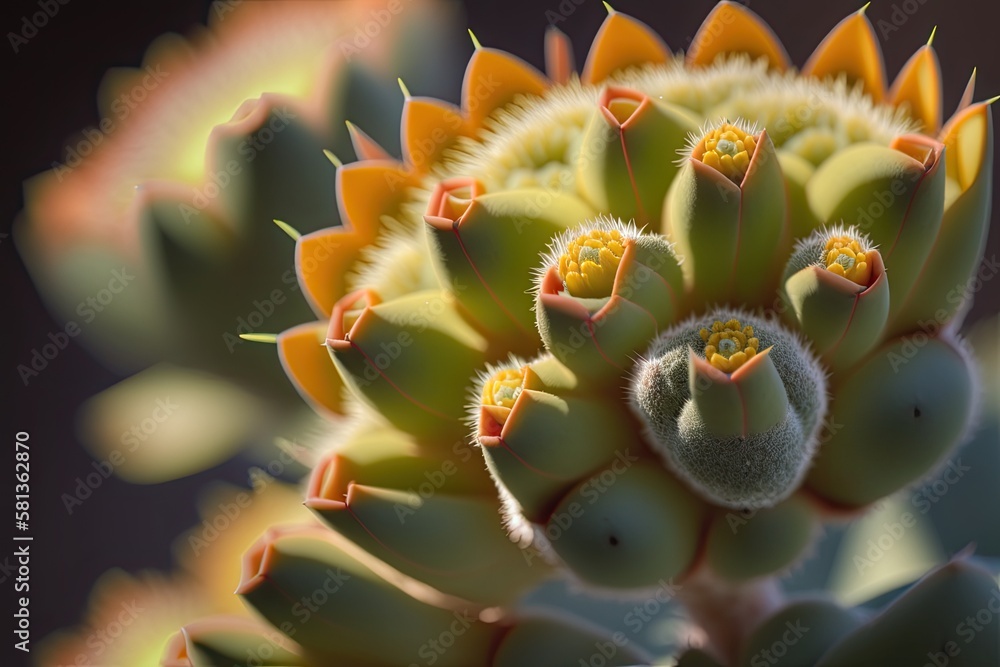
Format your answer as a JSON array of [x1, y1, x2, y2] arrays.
[[1, 0, 997, 664]]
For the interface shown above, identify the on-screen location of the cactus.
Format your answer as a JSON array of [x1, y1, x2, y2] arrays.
[[14, 0, 465, 482], [28, 2, 998, 666]]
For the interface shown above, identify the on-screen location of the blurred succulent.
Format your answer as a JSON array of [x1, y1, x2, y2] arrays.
[[15, 0, 464, 482], [38, 570, 217, 667], [38, 479, 316, 665], [31, 1, 1000, 666]]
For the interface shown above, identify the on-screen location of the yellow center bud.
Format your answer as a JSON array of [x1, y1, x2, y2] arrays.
[[699, 319, 760, 373], [824, 235, 872, 286], [699, 122, 757, 183], [558, 228, 625, 298], [481, 368, 525, 410]]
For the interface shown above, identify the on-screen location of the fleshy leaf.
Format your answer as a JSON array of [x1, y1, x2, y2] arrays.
[[79, 364, 264, 483], [803, 5, 886, 102], [688, 2, 790, 70], [583, 8, 669, 84]]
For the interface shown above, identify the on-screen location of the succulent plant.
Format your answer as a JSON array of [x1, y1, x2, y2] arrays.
[[15, 0, 464, 483], [30, 1, 1000, 666]]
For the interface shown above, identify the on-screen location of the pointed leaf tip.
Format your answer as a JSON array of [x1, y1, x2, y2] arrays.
[[397, 78, 411, 98], [345, 121, 392, 161], [927, 25, 937, 46], [273, 219, 301, 241], [688, 2, 791, 70], [239, 333, 278, 344], [545, 24, 575, 84], [603, 1, 614, 13], [468, 28, 482, 50], [804, 4, 886, 101], [583, 6, 670, 84], [859, 1, 871, 14], [323, 149, 342, 168]]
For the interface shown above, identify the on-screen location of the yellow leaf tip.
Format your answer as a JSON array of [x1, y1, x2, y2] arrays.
[[859, 1, 871, 14], [468, 28, 482, 50], [602, 1, 614, 14], [239, 333, 278, 344], [927, 25, 937, 46], [272, 219, 302, 241], [397, 78, 411, 99], [323, 149, 343, 168]]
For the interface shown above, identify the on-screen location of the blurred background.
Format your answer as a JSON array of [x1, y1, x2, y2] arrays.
[[1, 0, 997, 660]]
